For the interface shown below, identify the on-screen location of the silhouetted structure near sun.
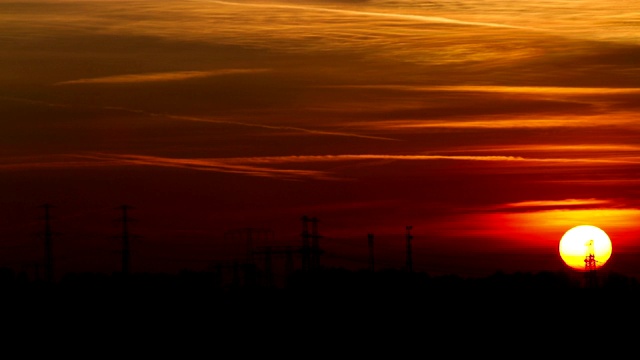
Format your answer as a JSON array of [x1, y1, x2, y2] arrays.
[[584, 239, 598, 288]]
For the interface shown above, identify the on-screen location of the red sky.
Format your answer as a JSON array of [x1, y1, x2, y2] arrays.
[[1, 0, 640, 280]]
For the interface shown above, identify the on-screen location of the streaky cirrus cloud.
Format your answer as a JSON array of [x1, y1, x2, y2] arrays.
[[74, 153, 334, 181], [104, 106, 399, 141], [0, 153, 526, 178], [448, 199, 621, 218], [207, 0, 538, 30], [221, 154, 640, 167], [0, 96, 398, 142], [222, 154, 527, 163], [442, 144, 640, 154], [0, 155, 121, 171], [541, 179, 640, 186], [322, 85, 640, 95], [503, 199, 613, 209], [54, 69, 270, 85], [3, 153, 640, 179], [355, 113, 640, 130]]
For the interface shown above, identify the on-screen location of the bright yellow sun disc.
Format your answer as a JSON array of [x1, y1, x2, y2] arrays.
[[559, 225, 612, 270]]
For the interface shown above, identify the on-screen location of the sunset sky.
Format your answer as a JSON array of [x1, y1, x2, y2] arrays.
[[1, 0, 640, 280]]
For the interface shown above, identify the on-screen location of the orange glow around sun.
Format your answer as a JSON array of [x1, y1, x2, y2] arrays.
[[559, 225, 612, 270]]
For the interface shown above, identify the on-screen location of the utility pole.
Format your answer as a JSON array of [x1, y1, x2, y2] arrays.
[[368, 233, 375, 272], [42, 204, 54, 283], [405, 226, 413, 273]]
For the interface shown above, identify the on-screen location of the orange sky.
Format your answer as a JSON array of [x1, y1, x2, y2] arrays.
[[1, 0, 640, 280]]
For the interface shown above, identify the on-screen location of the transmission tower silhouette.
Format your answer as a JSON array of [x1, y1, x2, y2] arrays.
[[117, 205, 134, 275], [584, 239, 598, 288], [224, 227, 274, 265], [301, 216, 311, 272], [252, 245, 297, 288], [310, 217, 322, 270], [224, 227, 274, 287], [405, 226, 413, 272], [301, 216, 322, 271], [41, 203, 54, 283], [368, 233, 375, 272]]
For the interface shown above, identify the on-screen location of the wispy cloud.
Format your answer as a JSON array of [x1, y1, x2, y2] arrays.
[[208, 0, 537, 30], [0, 155, 120, 171], [361, 118, 584, 130], [326, 85, 640, 95], [504, 199, 613, 209], [222, 154, 527, 164], [541, 179, 640, 186], [2, 153, 529, 179], [55, 69, 270, 85], [222, 154, 640, 166], [353, 113, 640, 130], [437, 199, 623, 229], [105, 106, 398, 141], [3, 153, 638, 179], [0, 96, 397, 142], [76, 153, 333, 181], [443, 144, 640, 154]]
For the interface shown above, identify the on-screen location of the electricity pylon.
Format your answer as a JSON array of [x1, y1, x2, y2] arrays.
[[584, 239, 598, 288]]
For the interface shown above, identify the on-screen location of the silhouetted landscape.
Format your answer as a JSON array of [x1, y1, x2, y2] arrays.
[[3, 244, 638, 340], [4, 264, 640, 311], [3, 206, 640, 321]]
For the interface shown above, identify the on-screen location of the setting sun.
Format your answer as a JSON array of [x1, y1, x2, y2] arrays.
[[559, 225, 612, 270]]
